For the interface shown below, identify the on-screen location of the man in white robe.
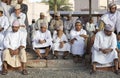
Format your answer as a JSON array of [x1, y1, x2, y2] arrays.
[[35, 12, 48, 30], [32, 23, 52, 60], [64, 14, 74, 40], [100, 3, 120, 34], [9, 4, 26, 32], [2, 20, 28, 75], [70, 21, 88, 63], [0, 7, 9, 34], [53, 26, 70, 59], [0, 0, 11, 18], [0, 26, 4, 71], [91, 24, 118, 74]]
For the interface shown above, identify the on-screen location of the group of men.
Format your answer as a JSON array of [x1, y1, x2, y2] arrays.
[[0, 0, 28, 75], [0, 0, 120, 75]]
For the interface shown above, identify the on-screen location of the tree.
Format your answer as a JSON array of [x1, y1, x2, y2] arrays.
[[41, 0, 72, 11]]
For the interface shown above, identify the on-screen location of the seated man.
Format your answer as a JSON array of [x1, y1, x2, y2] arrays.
[[9, 4, 26, 32], [70, 21, 88, 63], [52, 26, 70, 59], [91, 24, 118, 74], [0, 26, 4, 71], [32, 23, 52, 60], [2, 20, 28, 75], [0, 7, 9, 34]]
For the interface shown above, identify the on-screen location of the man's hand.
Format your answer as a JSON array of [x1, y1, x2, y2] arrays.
[[59, 41, 64, 48], [70, 38, 76, 44], [39, 40, 46, 44], [104, 48, 113, 54], [8, 48, 20, 56], [13, 49, 19, 55], [19, 46, 25, 50], [99, 48, 113, 54], [8, 48, 14, 56], [80, 34, 88, 39]]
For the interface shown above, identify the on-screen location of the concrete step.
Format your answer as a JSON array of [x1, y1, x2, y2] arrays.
[[26, 59, 84, 68], [26, 49, 113, 72]]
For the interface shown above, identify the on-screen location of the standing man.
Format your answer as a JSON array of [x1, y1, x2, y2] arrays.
[[91, 24, 118, 74], [17, 0, 28, 27], [0, 7, 9, 33], [2, 20, 28, 75], [9, 4, 26, 32], [99, 3, 120, 34]]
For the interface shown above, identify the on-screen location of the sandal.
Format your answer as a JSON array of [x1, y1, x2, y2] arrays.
[[36, 56, 42, 60], [90, 70, 96, 75], [22, 69, 28, 75], [44, 56, 48, 60], [2, 70, 8, 75], [114, 70, 119, 75]]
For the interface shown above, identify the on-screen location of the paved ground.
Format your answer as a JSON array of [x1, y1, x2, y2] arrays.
[[0, 67, 120, 78]]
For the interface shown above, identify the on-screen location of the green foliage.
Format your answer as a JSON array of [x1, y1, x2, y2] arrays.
[[41, 0, 72, 11]]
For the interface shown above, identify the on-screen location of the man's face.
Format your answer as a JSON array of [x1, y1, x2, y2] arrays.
[[2, 0, 7, 3], [67, 16, 72, 20], [6, 0, 11, 5], [41, 27, 47, 33], [15, 9, 21, 14], [55, 16, 60, 20], [75, 22, 82, 31], [40, 15, 44, 19], [110, 6, 116, 13], [12, 26, 19, 32], [104, 29, 112, 36], [117, 35, 120, 40], [18, 0, 23, 4]]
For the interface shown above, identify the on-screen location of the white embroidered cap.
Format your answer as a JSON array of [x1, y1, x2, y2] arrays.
[[40, 12, 45, 16], [105, 24, 114, 31], [12, 20, 20, 27], [55, 12, 60, 16], [40, 22, 47, 28], [15, 4, 21, 9]]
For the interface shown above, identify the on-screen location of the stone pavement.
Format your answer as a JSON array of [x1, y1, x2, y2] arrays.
[[0, 49, 120, 78], [0, 67, 119, 78]]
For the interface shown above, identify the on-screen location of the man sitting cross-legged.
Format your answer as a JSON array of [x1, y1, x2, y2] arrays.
[[32, 23, 52, 60]]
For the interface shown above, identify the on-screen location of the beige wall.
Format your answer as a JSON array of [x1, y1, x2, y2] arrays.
[[11, 0, 50, 25], [26, 2, 50, 24]]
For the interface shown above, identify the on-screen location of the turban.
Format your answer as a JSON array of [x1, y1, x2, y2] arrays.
[[15, 4, 21, 9], [12, 20, 20, 27], [105, 24, 114, 31]]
